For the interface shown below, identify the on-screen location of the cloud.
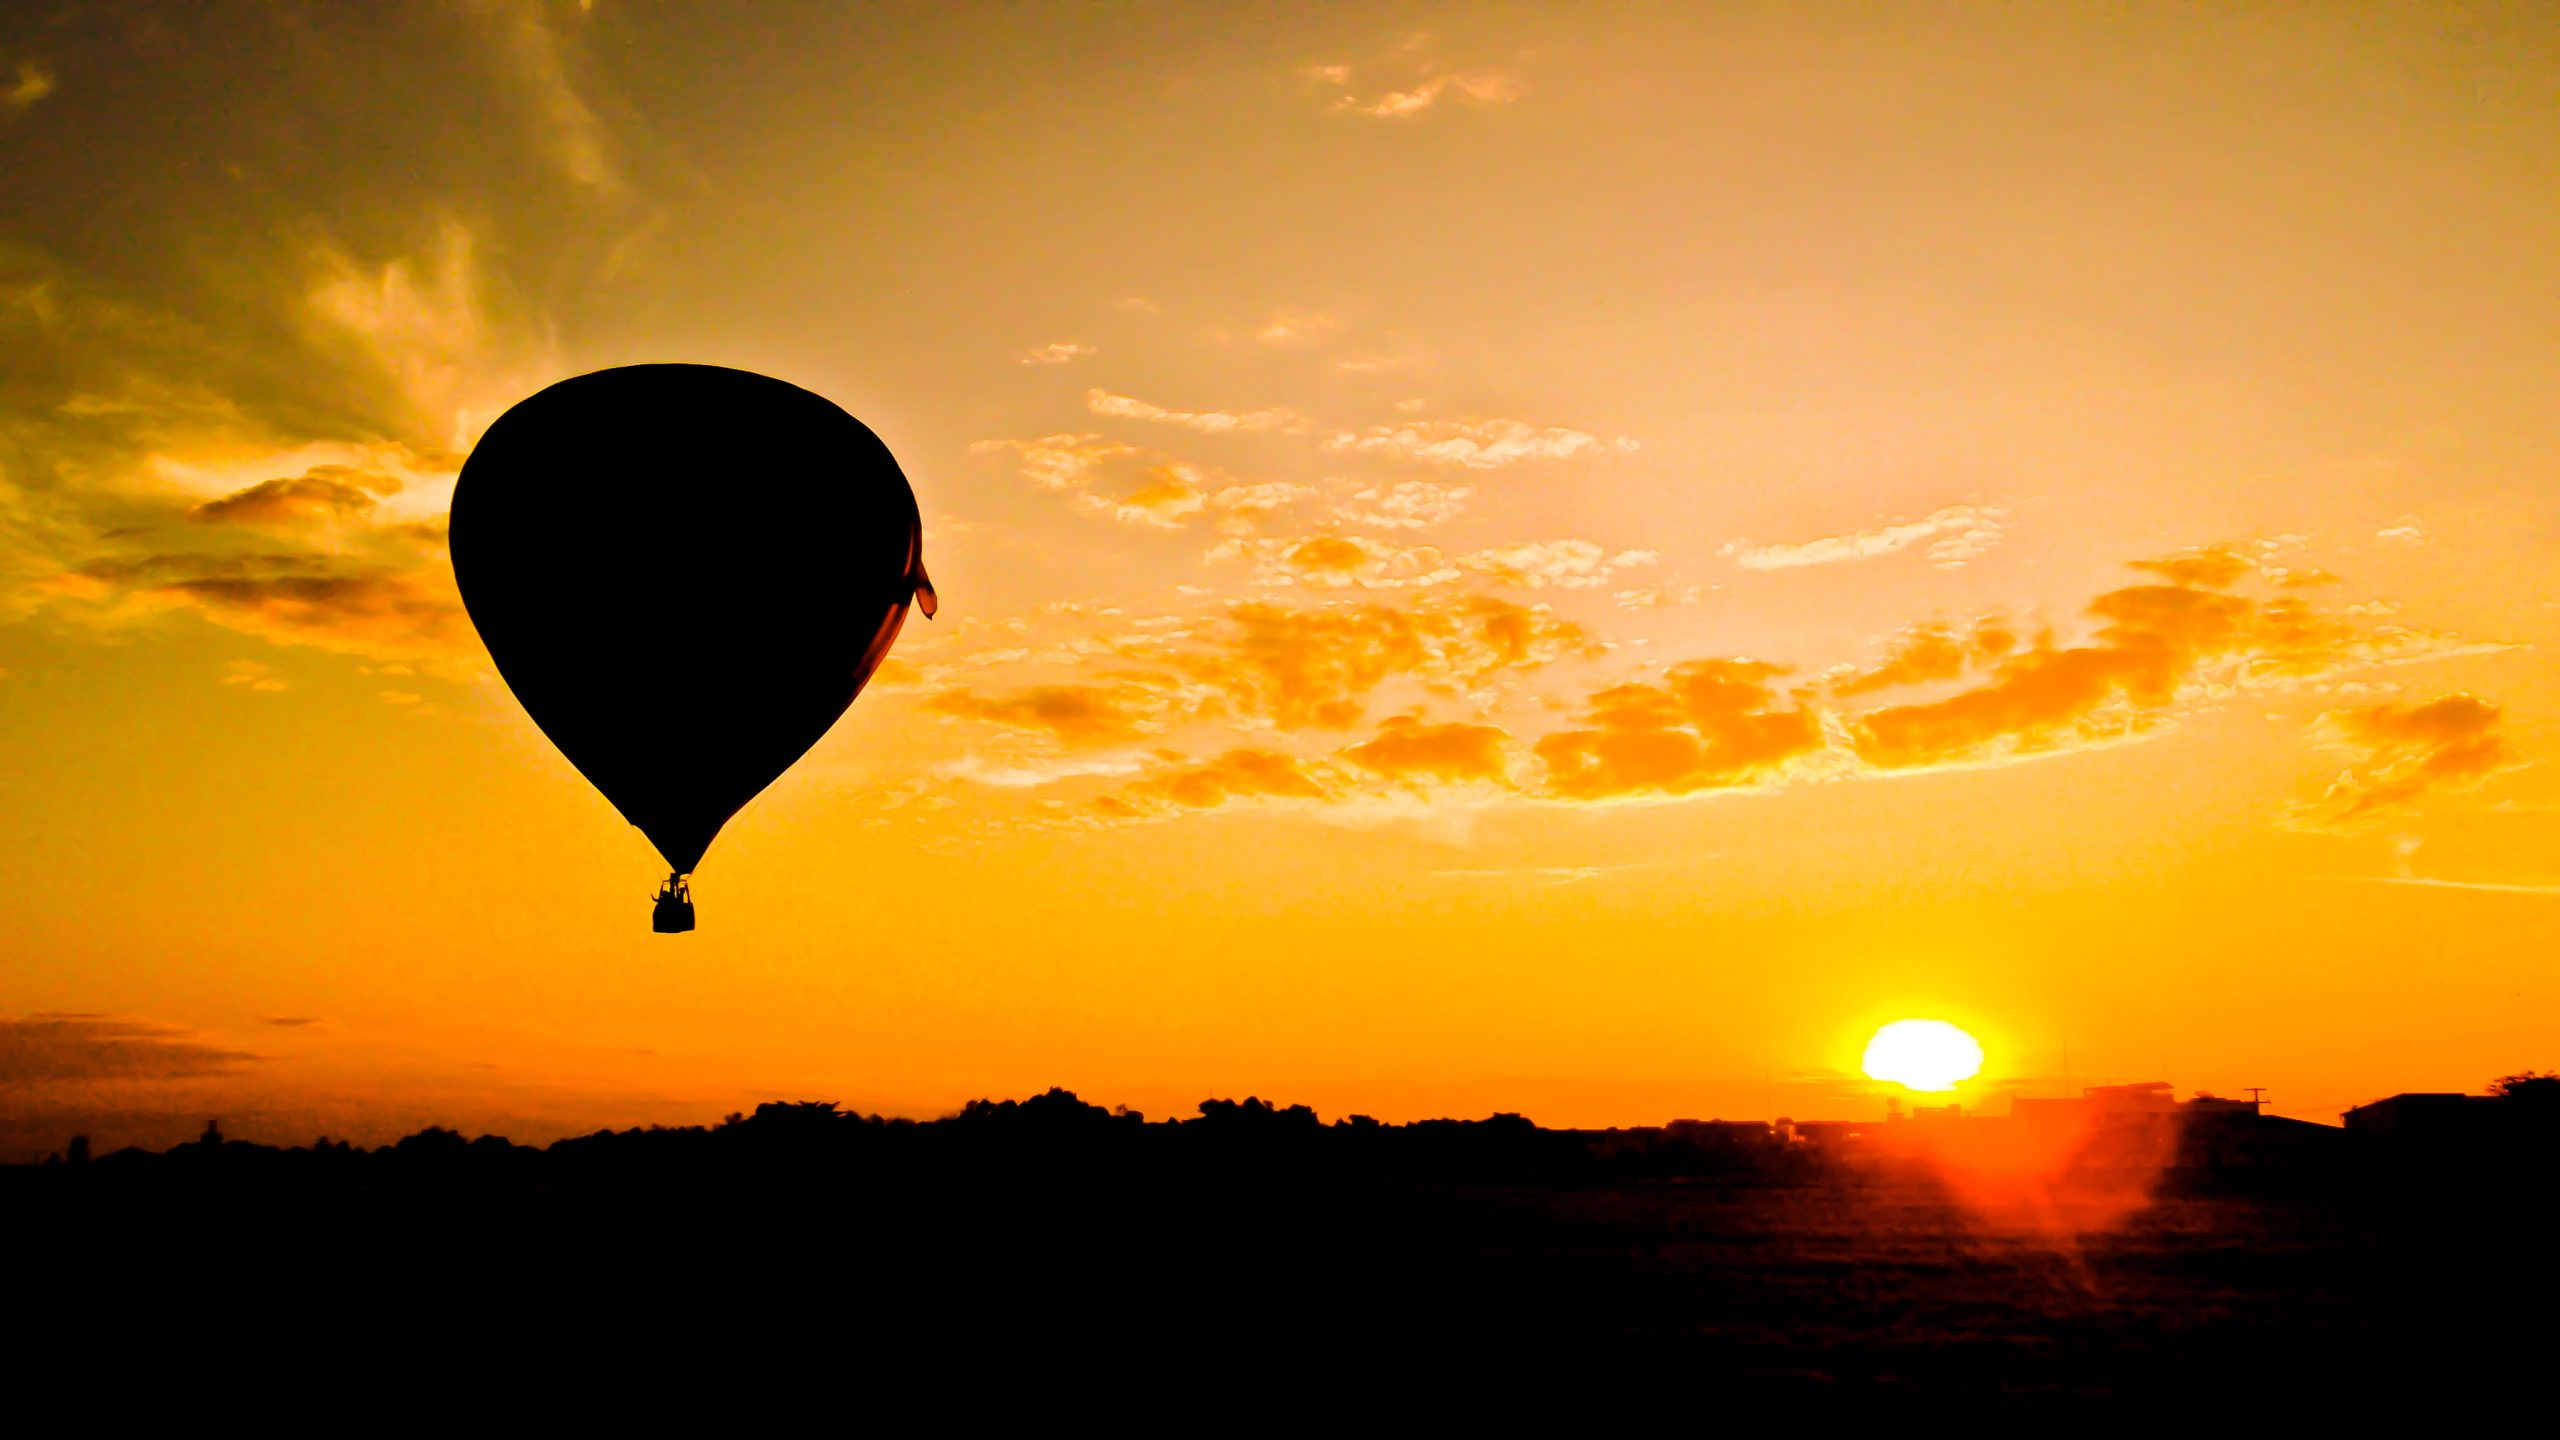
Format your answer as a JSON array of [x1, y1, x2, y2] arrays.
[[222, 659, 289, 692], [1842, 554, 2498, 773], [301, 220, 560, 459], [1104, 748, 1335, 816], [927, 546, 2505, 827], [938, 752, 1151, 788], [928, 592, 1588, 764], [2292, 694, 2516, 829], [1331, 481, 1472, 531], [1210, 481, 1316, 529], [924, 683, 1167, 745], [1177, 594, 1582, 730], [2129, 544, 2255, 589], [1831, 619, 2017, 698], [1020, 342, 1094, 365], [1459, 541, 1654, 590], [66, 550, 473, 665], [1086, 388, 1300, 435], [1849, 582, 2257, 768], [2351, 875, 2560, 898], [259, 1016, 323, 1027], [1341, 715, 1512, 784], [3, 57, 54, 113], [1208, 533, 1459, 590], [1333, 71, 1522, 119], [477, 0, 623, 195], [0, 1014, 258, 1085], [1724, 505, 2005, 571], [2378, 518, 2429, 545], [970, 433, 1138, 490], [1536, 660, 1827, 800], [188, 465, 402, 526], [1325, 419, 1609, 469], [1254, 309, 1340, 346], [1076, 463, 1210, 530]]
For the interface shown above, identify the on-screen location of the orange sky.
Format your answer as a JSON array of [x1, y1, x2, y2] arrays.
[[4, 3, 2557, 1156]]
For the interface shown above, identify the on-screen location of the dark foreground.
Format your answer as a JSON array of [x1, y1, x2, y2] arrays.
[[10, 1093, 2551, 1410]]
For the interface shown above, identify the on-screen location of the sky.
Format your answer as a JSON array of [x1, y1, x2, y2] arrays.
[[3, 1, 2556, 1155]]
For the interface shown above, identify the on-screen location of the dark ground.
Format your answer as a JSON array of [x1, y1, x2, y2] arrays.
[[8, 1094, 2550, 1412]]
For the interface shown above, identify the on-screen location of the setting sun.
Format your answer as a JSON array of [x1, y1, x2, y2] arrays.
[[1861, 1021, 1986, 1094]]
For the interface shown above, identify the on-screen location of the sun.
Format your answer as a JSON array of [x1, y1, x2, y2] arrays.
[[1861, 1019, 1985, 1093]]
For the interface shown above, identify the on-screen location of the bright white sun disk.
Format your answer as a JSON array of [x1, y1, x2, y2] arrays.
[[1861, 1019, 1985, 1092]]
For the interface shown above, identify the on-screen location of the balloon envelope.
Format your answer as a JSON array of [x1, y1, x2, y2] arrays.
[[451, 364, 931, 876]]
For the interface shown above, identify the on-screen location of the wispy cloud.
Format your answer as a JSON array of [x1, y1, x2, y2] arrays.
[[0, 1014, 258, 1085], [2, 57, 54, 114], [1324, 419, 1618, 469], [969, 433, 1137, 490], [2289, 694, 2518, 830], [1326, 70, 1523, 120], [1086, 388, 1301, 435], [1020, 341, 1094, 365], [1724, 505, 2005, 571], [2348, 876, 2560, 897]]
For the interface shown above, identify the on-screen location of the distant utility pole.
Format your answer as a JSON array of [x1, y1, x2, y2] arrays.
[[2245, 1087, 2269, 1111]]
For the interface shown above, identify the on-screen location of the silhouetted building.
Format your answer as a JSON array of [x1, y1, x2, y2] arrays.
[[2343, 1093, 2506, 1145]]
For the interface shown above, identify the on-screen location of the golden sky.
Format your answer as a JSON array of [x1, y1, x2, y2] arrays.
[[4, 3, 2557, 1154]]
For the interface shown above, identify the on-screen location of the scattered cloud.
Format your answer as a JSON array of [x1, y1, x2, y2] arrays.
[[910, 541, 2516, 830], [928, 592, 1587, 767], [1325, 419, 1611, 469], [1460, 541, 1654, 590], [2350, 875, 2560, 898], [2377, 518, 2429, 545], [1331, 71, 1523, 119], [1208, 533, 1460, 590], [924, 683, 1165, 745], [1210, 481, 1316, 534], [1020, 341, 1094, 365], [478, 0, 623, 195], [2291, 694, 2517, 830], [1831, 619, 2017, 699], [3, 57, 54, 114], [1076, 463, 1210, 530], [1536, 660, 1827, 800], [2129, 544, 2255, 589], [63, 550, 473, 665], [938, 752, 1151, 789], [188, 465, 402, 527], [1254, 309, 1340, 346], [1844, 554, 2505, 773], [1849, 581, 2256, 769], [969, 433, 1137, 490], [1331, 480, 1472, 531], [300, 220, 560, 459], [1086, 388, 1300, 435], [222, 659, 289, 692], [0, 1014, 258, 1085], [1341, 715, 1512, 784], [1102, 748, 1336, 817], [1724, 505, 2005, 571]]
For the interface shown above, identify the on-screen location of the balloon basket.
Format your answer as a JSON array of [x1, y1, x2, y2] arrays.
[[652, 875, 696, 934]]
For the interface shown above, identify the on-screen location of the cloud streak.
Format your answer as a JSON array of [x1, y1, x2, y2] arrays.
[[2292, 694, 2517, 830], [1086, 388, 1301, 436], [1325, 419, 1613, 469], [1725, 505, 2004, 571]]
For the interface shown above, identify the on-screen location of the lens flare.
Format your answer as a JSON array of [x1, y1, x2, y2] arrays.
[[1861, 1019, 1985, 1092]]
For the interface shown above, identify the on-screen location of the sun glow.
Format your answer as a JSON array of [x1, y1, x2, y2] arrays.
[[1861, 1019, 1986, 1093]]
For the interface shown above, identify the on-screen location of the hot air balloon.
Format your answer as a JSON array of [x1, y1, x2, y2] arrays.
[[449, 364, 935, 932]]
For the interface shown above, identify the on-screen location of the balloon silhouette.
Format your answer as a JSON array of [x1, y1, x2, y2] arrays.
[[450, 364, 934, 931]]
